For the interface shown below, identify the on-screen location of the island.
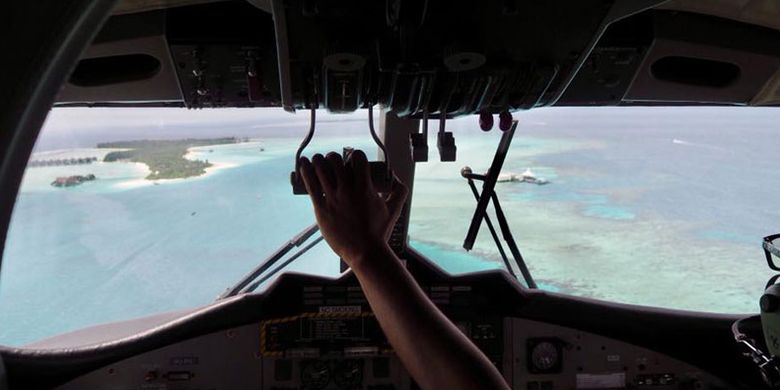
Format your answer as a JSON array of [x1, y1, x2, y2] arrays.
[[99, 138, 239, 180], [51, 174, 96, 188]]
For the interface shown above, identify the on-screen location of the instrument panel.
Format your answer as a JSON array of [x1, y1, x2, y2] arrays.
[[508, 318, 728, 390], [55, 285, 732, 390]]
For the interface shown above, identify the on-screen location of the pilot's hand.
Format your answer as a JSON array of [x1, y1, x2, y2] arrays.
[[298, 150, 407, 268]]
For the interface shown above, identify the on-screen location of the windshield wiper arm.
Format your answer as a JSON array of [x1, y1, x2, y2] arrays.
[[218, 224, 322, 299], [463, 175, 516, 279], [461, 120, 537, 289], [244, 235, 325, 293], [463, 122, 515, 250]]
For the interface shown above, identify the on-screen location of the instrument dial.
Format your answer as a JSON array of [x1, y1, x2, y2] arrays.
[[334, 359, 364, 388], [300, 360, 330, 390], [528, 339, 562, 373]]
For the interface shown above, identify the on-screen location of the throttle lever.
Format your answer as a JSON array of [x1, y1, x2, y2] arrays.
[[290, 105, 394, 195], [291, 160, 393, 194]]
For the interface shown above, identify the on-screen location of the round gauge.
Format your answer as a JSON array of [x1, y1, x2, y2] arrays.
[[300, 360, 331, 390], [333, 359, 363, 388], [530, 341, 560, 372]]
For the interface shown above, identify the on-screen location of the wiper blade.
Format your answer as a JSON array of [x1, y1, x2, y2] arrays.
[[218, 224, 323, 299]]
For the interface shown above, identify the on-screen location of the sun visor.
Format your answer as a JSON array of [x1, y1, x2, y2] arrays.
[[55, 11, 183, 105], [623, 11, 780, 105], [752, 69, 780, 106], [659, 0, 780, 33]]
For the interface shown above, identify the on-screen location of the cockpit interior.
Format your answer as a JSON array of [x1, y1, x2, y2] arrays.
[[2, 1, 780, 389]]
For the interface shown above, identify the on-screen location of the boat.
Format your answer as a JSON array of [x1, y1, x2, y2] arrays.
[[50, 174, 96, 188], [520, 168, 549, 185], [496, 169, 549, 185]]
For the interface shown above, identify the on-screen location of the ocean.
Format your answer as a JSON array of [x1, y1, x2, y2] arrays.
[[0, 107, 777, 346]]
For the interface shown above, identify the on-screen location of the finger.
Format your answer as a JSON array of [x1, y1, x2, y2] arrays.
[[385, 175, 409, 222], [347, 149, 372, 190], [325, 152, 346, 189], [299, 157, 325, 208], [312, 153, 336, 195]]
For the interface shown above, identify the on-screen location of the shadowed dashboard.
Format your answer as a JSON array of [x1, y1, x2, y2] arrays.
[[0, 250, 756, 390]]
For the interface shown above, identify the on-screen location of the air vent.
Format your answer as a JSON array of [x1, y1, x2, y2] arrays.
[[651, 56, 740, 88], [70, 54, 161, 87]]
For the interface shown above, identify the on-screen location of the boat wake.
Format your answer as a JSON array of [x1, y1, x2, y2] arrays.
[[672, 138, 730, 153]]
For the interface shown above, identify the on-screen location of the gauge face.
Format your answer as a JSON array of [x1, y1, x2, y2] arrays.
[[530, 340, 561, 373], [333, 359, 363, 388], [300, 360, 331, 390]]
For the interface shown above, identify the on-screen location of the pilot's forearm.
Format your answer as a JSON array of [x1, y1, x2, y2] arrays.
[[350, 243, 510, 390]]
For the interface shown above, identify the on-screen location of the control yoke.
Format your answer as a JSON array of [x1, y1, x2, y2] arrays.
[[290, 105, 393, 195]]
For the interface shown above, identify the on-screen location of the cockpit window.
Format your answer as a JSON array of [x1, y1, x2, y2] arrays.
[[409, 107, 779, 314], [0, 108, 371, 346], [1, 106, 777, 346]]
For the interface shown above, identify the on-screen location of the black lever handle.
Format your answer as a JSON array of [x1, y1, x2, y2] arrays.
[[291, 161, 393, 195], [290, 105, 393, 195]]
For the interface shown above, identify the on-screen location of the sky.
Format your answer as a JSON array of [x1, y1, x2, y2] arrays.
[[35, 105, 780, 151], [35, 107, 368, 151]]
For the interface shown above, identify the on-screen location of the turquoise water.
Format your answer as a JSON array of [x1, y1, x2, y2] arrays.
[[410, 107, 779, 315], [0, 135, 371, 345], [1, 107, 779, 346]]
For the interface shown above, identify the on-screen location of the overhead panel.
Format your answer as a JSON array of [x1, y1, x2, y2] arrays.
[[270, 0, 617, 117]]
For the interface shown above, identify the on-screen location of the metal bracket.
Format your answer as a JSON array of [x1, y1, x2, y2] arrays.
[[411, 111, 429, 162], [289, 105, 393, 194], [436, 116, 456, 162]]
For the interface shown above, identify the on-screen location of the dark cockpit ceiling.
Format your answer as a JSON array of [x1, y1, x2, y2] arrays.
[[56, 0, 780, 114]]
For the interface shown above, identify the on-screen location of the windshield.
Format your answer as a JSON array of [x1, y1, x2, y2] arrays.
[[410, 107, 779, 314], [1, 106, 777, 346]]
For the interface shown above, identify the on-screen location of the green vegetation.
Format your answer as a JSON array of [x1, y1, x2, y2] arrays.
[[99, 138, 239, 180]]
